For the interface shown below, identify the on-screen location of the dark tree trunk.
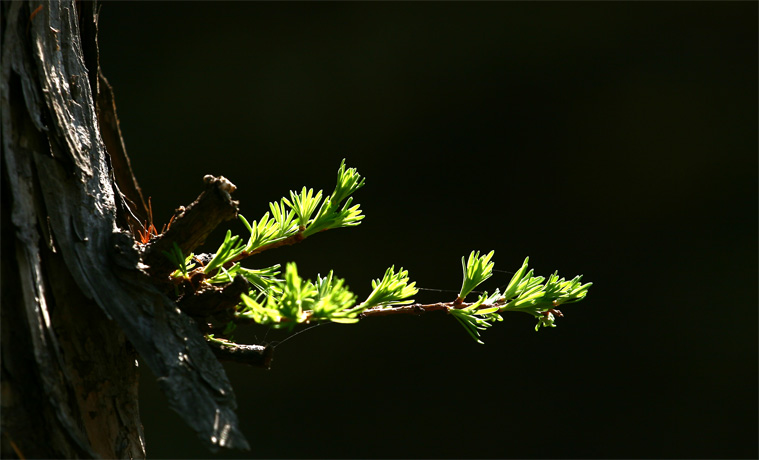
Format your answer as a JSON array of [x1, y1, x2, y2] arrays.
[[1, 1, 249, 457]]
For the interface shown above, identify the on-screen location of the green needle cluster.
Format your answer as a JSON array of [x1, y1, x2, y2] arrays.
[[459, 250, 495, 300], [162, 242, 195, 279], [450, 294, 503, 344], [497, 257, 592, 330], [161, 160, 592, 347], [204, 230, 245, 275], [235, 263, 419, 329], [451, 253, 592, 341], [362, 266, 419, 309], [239, 200, 298, 254], [207, 264, 281, 291], [295, 159, 365, 237], [166, 160, 365, 281]]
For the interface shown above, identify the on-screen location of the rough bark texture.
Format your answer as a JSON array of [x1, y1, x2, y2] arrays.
[[1, 1, 249, 457], [143, 175, 240, 279]]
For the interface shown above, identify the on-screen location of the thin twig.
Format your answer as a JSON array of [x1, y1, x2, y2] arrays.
[[207, 340, 273, 369], [224, 230, 306, 267], [357, 302, 453, 318], [216, 302, 565, 368]]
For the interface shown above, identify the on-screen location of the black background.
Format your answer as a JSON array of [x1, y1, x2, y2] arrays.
[[97, 2, 756, 458]]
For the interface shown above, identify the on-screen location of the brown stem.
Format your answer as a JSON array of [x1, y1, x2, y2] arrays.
[[358, 302, 453, 318], [542, 308, 564, 318], [223, 226, 306, 268], [218, 302, 565, 369], [207, 341, 273, 369], [249, 227, 306, 255]]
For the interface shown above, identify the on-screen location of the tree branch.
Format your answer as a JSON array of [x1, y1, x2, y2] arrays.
[[239, 230, 305, 258], [358, 302, 452, 317], [234, 300, 562, 328], [360, 303, 563, 318], [222, 225, 311, 268], [143, 175, 239, 278], [207, 340, 274, 369]]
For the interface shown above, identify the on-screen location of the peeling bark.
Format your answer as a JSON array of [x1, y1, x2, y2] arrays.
[[1, 1, 249, 457]]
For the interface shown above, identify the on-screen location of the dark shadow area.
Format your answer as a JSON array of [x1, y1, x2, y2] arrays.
[[98, 2, 756, 458]]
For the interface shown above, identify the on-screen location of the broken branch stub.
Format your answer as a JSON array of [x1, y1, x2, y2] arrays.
[[143, 175, 239, 278]]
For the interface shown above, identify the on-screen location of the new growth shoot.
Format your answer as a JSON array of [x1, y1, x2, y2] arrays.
[[162, 160, 592, 347]]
